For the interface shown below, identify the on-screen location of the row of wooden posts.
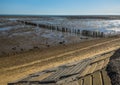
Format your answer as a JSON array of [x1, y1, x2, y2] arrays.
[[17, 20, 105, 38]]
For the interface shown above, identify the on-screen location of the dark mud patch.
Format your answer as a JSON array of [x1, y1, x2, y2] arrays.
[[106, 48, 120, 85]]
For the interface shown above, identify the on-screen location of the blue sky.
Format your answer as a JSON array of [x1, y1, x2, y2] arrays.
[[0, 0, 120, 15]]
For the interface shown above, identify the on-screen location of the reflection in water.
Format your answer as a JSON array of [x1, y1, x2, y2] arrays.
[[32, 19, 120, 35], [0, 18, 120, 36]]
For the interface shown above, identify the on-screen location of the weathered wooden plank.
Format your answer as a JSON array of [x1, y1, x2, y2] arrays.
[[92, 71, 102, 85], [63, 81, 79, 85], [47, 62, 83, 81], [102, 58, 109, 68], [80, 65, 91, 77], [43, 69, 66, 80], [94, 60, 104, 71], [64, 59, 92, 77], [101, 70, 111, 85], [84, 75, 92, 85], [64, 62, 87, 76], [88, 63, 97, 74], [78, 79, 83, 85], [29, 73, 52, 81]]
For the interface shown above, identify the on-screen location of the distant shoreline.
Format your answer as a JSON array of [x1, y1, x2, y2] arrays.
[[0, 15, 120, 20]]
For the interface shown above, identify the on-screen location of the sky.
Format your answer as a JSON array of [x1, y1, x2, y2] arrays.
[[0, 0, 120, 15]]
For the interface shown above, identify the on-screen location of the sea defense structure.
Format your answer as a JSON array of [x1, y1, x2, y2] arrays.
[[81, 30, 104, 37], [17, 20, 107, 38], [8, 50, 115, 85]]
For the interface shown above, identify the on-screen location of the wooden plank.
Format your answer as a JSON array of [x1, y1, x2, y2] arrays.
[[43, 65, 74, 81], [57, 62, 83, 79], [43, 68, 66, 80], [65, 62, 87, 75], [55, 66, 74, 79], [59, 66, 78, 77], [78, 79, 83, 85], [88, 63, 97, 74], [94, 60, 104, 71], [101, 70, 111, 85], [74, 61, 89, 74], [103, 58, 109, 68], [62, 81, 79, 85], [92, 71, 102, 85], [63, 59, 91, 77], [80, 65, 91, 77], [84, 75, 92, 85], [29, 73, 52, 81], [65, 62, 83, 74]]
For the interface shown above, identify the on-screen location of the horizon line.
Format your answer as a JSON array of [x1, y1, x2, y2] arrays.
[[0, 14, 120, 16]]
